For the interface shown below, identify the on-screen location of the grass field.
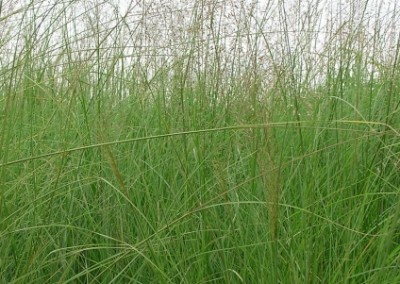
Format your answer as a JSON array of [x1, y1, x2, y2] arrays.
[[1, 1, 399, 283]]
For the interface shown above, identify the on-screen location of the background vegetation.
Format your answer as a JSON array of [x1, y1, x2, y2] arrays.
[[0, 0, 399, 283]]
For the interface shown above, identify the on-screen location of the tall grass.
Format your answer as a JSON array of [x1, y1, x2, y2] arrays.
[[1, 0, 399, 283]]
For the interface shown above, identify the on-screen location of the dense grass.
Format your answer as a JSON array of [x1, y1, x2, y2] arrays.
[[1, 1, 399, 283]]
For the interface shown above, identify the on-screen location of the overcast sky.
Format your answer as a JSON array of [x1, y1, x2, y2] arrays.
[[1, 0, 398, 84]]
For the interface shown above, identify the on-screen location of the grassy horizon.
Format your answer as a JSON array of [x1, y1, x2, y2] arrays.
[[1, 1, 400, 283]]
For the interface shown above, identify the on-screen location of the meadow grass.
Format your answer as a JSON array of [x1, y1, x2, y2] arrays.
[[0, 1, 399, 283]]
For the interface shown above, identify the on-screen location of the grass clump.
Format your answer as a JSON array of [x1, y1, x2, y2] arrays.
[[1, 0, 399, 283]]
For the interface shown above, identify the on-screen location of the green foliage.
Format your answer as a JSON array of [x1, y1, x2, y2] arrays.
[[0, 1, 399, 283]]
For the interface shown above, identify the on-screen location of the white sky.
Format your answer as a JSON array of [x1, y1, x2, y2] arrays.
[[1, 0, 398, 85]]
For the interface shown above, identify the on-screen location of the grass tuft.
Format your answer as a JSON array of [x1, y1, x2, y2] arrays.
[[1, 0, 399, 283]]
